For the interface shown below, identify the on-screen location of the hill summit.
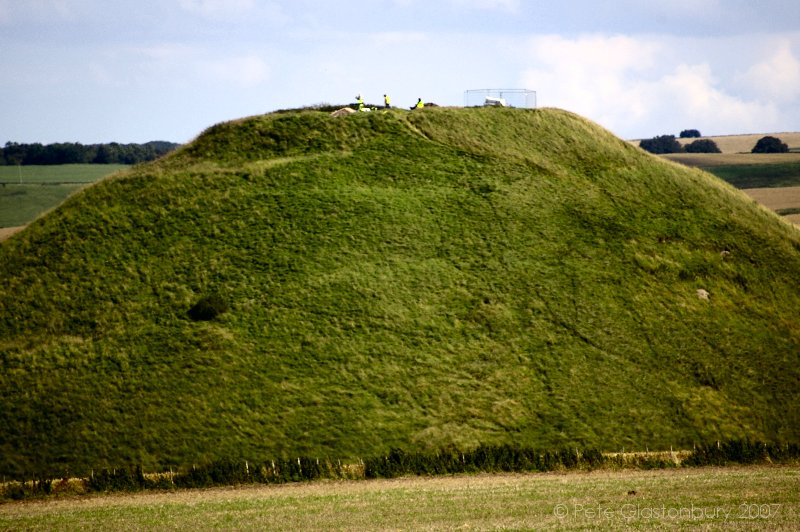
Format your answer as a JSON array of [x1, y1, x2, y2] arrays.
[[1, 107, 799, 476]]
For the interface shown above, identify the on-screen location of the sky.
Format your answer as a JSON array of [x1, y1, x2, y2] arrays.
[[1, 0, 799, 144]]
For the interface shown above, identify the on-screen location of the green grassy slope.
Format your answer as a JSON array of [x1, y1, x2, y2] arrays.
[[1, 107, 799, 476]]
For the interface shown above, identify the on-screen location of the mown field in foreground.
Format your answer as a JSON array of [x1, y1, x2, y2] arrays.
[[1, 466, 797, 530]]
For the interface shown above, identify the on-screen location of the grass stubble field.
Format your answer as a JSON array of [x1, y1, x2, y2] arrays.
[[0, 466, 797, 530]]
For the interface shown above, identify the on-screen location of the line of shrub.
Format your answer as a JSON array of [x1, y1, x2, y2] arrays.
[[3, 441, 798, 501], [683, 440, 800, 467], [363, 444, 604, 478], [82, 457, 353, 494]]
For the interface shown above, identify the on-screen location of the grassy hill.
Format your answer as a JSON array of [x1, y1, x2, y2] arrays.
[[1, 107, 799, 477]]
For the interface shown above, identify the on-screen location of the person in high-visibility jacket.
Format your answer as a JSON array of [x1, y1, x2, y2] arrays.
[[415, 98, 424, 109], [356, 94, 364, 111], [384, 94, 391, 108]]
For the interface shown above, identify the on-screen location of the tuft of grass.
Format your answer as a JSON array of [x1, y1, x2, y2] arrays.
[[1, 107, 799, 477]]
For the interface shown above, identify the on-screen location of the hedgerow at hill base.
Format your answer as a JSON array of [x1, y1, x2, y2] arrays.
[[3, 441, 799, 500]]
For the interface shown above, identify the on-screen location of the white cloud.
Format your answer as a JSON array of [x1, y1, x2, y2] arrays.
[[176, 0, 287, 24], [520, 34, 780, 138], [449, 0, 520, 12], [370, 31, 428, 45], [88, 44, 270, 91], [740, 40, 800, 103], [646, 63, 778, 136], [202, 55, 270, 88], [525, 34, 658, 76], [630, 0, 721, 17], [177, 0, 256, 17], [85, 45, 186, 90], [520, 35, 659, 130], [0, 0, 75, 24], [387, 0, 519, 12]]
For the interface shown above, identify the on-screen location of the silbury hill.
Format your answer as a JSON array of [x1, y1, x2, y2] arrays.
[[1, 107, 799, 477]]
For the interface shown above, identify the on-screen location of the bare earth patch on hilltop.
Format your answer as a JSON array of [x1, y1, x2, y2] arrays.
[[0, 226, 25, 241]]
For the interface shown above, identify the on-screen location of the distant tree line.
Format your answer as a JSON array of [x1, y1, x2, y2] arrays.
[[639, 134, 721, 154], [639, 130, 791, 155], [751, 136, 789, 154], [0, 140, 181, 166]]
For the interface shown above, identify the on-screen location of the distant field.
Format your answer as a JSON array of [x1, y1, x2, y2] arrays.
[[742, 186, 800, 225], [0, 164, 128, 229], [658, 153, 800, 224], [663, 152, 800, 168], [0, 164, 128, 184], [1, 466, 797, 530], [689, 160, 800, 190], [0, 184, 85, 228]]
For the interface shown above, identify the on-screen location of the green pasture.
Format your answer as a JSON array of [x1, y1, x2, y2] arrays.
[[1, 466, 797, 530], [0, 185, 85, 228], [662, 154, 800, 189], [0, 164, 128, 227], [704, 162, 800, 189], [0, 164, 128, 184]]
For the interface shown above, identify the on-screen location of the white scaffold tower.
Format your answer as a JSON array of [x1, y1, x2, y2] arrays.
[[464, 89, 537, 109]]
